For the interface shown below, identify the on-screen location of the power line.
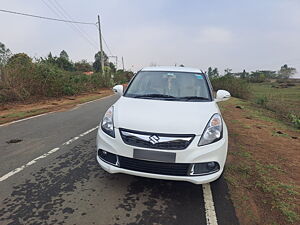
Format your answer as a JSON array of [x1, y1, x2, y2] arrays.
[[40, 0, 97, 49], [102, 36, 113, 55], [50, 0, 98, 47], [40, 0, 98, 49], [93, 23, 113, 55], [0, 8, 95, 25], [0, 7, 115, 58]]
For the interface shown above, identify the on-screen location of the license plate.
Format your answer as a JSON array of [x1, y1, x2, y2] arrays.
[[133, 149, 176, 163]]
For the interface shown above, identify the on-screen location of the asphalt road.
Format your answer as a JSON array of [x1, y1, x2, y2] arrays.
[[0, 94, 238, 225]]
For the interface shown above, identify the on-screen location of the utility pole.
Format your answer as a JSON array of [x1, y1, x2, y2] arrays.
[[97, 15, 104, 74], [122, 56, 125, 71]]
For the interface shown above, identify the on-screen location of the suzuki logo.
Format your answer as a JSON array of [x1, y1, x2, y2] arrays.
[[149, 135, 160, 144]]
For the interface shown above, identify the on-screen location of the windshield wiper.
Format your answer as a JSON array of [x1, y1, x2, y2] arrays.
[[133, 94, 176, 99], [178, 96, 209, 101]]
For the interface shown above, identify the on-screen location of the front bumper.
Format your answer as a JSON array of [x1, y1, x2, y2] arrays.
[[96, 126, 228, 185]]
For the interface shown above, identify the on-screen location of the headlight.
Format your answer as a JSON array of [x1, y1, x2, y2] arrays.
[[198, 113, 223, 146], [101, 106, 115, 137]]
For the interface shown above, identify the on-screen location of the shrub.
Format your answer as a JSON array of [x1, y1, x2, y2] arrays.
[[211, 75, 252, 99], [34, 62, 66, 97], [1, 53, 36, 101], [253, 93, 300, 129], [91, 72, 113, 88], [113, 70, 134, 85], [255, 96, 268, 106], [290, 114, 300, 129], [0, 54, 132, 104]]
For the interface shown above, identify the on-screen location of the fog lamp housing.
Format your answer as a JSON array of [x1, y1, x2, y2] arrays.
[[98, 149, 119, 166], [189, 162, 220, 176]]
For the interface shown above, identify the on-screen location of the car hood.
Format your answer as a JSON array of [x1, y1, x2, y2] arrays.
[[113, 96, 220, 135]]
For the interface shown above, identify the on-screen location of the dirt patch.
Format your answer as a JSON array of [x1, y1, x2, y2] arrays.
[[220, 98, 300, 225], [0, 88, 113, 125]]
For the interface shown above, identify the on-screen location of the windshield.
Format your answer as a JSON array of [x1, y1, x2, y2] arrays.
[[124, 71, 211, 101]]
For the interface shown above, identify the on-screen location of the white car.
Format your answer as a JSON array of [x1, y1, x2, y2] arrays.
[[96, 66, 230, 184]]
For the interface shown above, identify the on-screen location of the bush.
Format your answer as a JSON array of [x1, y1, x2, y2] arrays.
[[253, 94, 300, 129], [0, 53, 133, 104], [290, 114, 300, 129], [211, 75, 252, 99], [113, 70, 134, 85], [34, 62, 66, 97], [1, 53, 36, 101], [255, 96, 268, 106], [91, 72, 113, 88]]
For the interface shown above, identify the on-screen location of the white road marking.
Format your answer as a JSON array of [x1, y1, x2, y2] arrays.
[[202, 183, 218, 225], [0, 147, 60, 182], [0, 126, 99, 182], [0, 112, 54, 127], [62, 127, 99, 146], [77, 97, 107, 106], [0, 94, 114, 127]]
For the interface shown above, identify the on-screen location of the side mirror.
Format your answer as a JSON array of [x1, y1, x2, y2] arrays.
[[113, 85, 124, 96], [215, 90, 231, 102]]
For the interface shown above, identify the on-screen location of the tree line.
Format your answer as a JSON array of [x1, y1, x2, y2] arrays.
[[207, 65, 297, 82], [0, 42, 116, 74], [0, 42, 133, 103]]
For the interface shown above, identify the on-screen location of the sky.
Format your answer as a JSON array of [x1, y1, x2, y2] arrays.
[[1, 0, 300, 75]]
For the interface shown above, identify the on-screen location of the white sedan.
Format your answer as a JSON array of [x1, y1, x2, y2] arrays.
[[96, 66, 230, 184]]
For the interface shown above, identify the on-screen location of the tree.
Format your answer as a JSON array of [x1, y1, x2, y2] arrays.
[[207, 67, 219, 78], [109, 62, 116, 73], [93, 51, 108, 72], [224, 68, 233, 76], [240, 69, 249, 79], [57, 50, 74, 71], [43, 52, 56, 64], [207, 67, 213, 77], [278, 64, 296, 79], [212, 68, 219, 78], [75, 60, 93, 72], [259, 70, 276, 79], [249, 71, 266, 82], [41, 51, 74, 71], [7, 53, 33, 67], [0, 42, 12, 67], [59, 50, 69, 61], [56, 57, 74, 71]]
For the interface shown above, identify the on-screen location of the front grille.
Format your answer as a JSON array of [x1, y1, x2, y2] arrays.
[[119, 156, 190, 176], [119, 128, 194, 150]]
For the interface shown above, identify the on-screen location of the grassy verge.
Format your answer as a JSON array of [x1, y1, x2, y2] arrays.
[[0, 88, 113, 125], [250, 81, 300, 128], [220, 97, 300, 225]]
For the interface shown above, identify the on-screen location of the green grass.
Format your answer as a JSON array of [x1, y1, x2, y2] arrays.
[[220, 97, 300, 224], [255, 161, 299, 223], [241, 124, 251, 129], [250, 82, 300, 109], [78, 94, 107, 103], [250, 81, 300, 128], [225, 96, 300, 132], [0, 91, 113, 125], [227, 156, 300, 224], [0, 109, 47, 119], [272, 131, 290, 138]]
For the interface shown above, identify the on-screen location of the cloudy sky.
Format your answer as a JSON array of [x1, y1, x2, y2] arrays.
[[1, 0, 300, 75]]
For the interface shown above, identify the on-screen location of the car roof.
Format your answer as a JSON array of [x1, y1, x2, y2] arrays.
[[141, 66, 203, 73]]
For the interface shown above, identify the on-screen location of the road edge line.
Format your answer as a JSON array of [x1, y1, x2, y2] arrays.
[[203, 183, 218, 225], [0, 126, 99, 182], [0, 94, 114, 127]]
